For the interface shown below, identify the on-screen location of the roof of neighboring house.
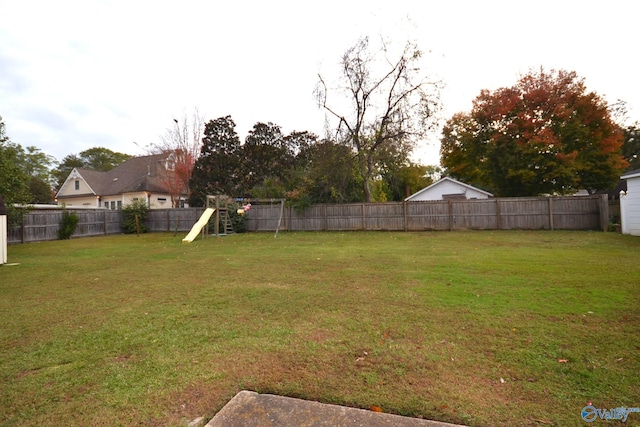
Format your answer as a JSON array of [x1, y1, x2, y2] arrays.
[[405, 177, 493, 201], [56, 153, 174, 198], [621, 168, 640, 180]]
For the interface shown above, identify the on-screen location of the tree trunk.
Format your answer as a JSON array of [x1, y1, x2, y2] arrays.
[[357, 151, 372, 202]]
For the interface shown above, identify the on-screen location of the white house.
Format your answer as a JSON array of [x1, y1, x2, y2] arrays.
[[620, 168, 640, 236], [405, 177, 493, 201]]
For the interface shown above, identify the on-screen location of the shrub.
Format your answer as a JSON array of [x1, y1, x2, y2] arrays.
[[122, 199, 149, 234], [58, 209, 79, 239]]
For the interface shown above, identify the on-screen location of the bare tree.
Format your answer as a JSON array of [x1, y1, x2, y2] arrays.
[[316, 37, 442, 202], [147, 108, 205, 207]]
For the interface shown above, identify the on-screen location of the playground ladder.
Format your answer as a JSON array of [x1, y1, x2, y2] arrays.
[[218, 209, 234, 235]]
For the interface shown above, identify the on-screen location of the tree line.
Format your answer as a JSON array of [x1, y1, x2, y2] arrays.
[[187, 117, 434, 208], [2, 38, 640, 224]]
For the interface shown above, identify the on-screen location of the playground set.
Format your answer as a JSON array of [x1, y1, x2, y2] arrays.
[[182, 195, 284, 242]]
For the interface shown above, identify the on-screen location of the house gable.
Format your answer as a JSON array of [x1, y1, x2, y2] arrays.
[[56, 168, 101, 198], [405, 177, 493, 201]]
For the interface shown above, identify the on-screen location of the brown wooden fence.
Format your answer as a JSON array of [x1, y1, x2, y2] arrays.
[[245, 195, 609, 232], [7, 208, 206, 244], [7, 195, 609, 244]]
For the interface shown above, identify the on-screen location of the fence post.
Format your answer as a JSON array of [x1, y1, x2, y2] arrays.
[[403, 201, 407, 231], [361, 203, 366, 231], [448, 200, 453, 231], [599, 193, 609, 232], [104, 210, 108, 235], [324, 204, 328, 231], [21, 214, 25, 244], [548, 197, 554, 230], [0, 195, 7, 265], [495, 198, 501, 230]]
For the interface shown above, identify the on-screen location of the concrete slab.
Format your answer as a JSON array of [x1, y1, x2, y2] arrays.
[[205, 390, 466, 427]]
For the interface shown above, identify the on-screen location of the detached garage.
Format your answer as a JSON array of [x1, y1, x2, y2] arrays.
[[405, 177, 493, 201], [620, 168, 640, 236]]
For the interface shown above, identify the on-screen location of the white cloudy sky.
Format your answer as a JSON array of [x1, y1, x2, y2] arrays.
[[1, 0, 638, 166]]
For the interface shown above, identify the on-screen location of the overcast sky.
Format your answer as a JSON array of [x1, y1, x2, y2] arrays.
[[1, 0, 638, 166]]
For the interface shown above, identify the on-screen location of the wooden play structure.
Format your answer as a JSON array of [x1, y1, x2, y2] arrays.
[[206, 195, 234, 236]]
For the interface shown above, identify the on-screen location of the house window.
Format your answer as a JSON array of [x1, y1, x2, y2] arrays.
[[104, 202, 109, 209], [110, 201, 115, 209], [75, 180, 80, 190], [117, 201, 122, 210]]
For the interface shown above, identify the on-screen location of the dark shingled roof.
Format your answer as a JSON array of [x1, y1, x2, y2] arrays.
[[66, 153, 174, 197]]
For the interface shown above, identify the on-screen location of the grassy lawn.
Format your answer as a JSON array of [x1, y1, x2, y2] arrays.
[[1, 230, 639, 426]]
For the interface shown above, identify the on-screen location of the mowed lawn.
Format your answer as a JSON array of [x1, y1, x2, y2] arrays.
[[1, 231, 639, 427]]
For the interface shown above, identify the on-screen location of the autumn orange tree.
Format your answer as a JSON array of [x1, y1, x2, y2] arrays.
[[440, 68, 627, 196]]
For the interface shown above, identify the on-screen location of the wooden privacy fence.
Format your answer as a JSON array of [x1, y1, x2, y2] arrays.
[[8, 208, 125, 244], [7, 208, 207, 244], [245, 195, 609, 232], [7, 195, 608, 243]]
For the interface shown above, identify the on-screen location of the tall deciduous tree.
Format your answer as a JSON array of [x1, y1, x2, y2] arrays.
[[622, 123, 640, 172], [295, 139, 363, 204], [12, 145, 57, 204], [0, 116, 31, 225], [52, 148, 131, 190], [440, 68, 627, 196], [241, 122, 292, 195], [189, 115, 242, 206], [316, 36, 441, 202]]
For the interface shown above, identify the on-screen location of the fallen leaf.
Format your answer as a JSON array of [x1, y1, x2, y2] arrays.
[[500, 377, 505, 383], [557, 359, 568, 363], [370, 405, 383, 413]]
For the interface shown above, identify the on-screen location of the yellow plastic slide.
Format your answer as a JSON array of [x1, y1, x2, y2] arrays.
[[182, 208, 215, 243]]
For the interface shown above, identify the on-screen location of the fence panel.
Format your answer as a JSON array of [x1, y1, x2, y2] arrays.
[[286, 205, 326, 231], [405, 201, 449, 230], [497, 198, 550, 229], [245, 204, 283, 232], [451, 199, 498, 230], [364, 203, 404, 230], [146, 208, 204, 232], [551, 196, 601, 230], [327, 204, 364, 231]]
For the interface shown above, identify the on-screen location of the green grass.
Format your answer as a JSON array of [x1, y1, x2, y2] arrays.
[[1, 231, 639, 426]]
